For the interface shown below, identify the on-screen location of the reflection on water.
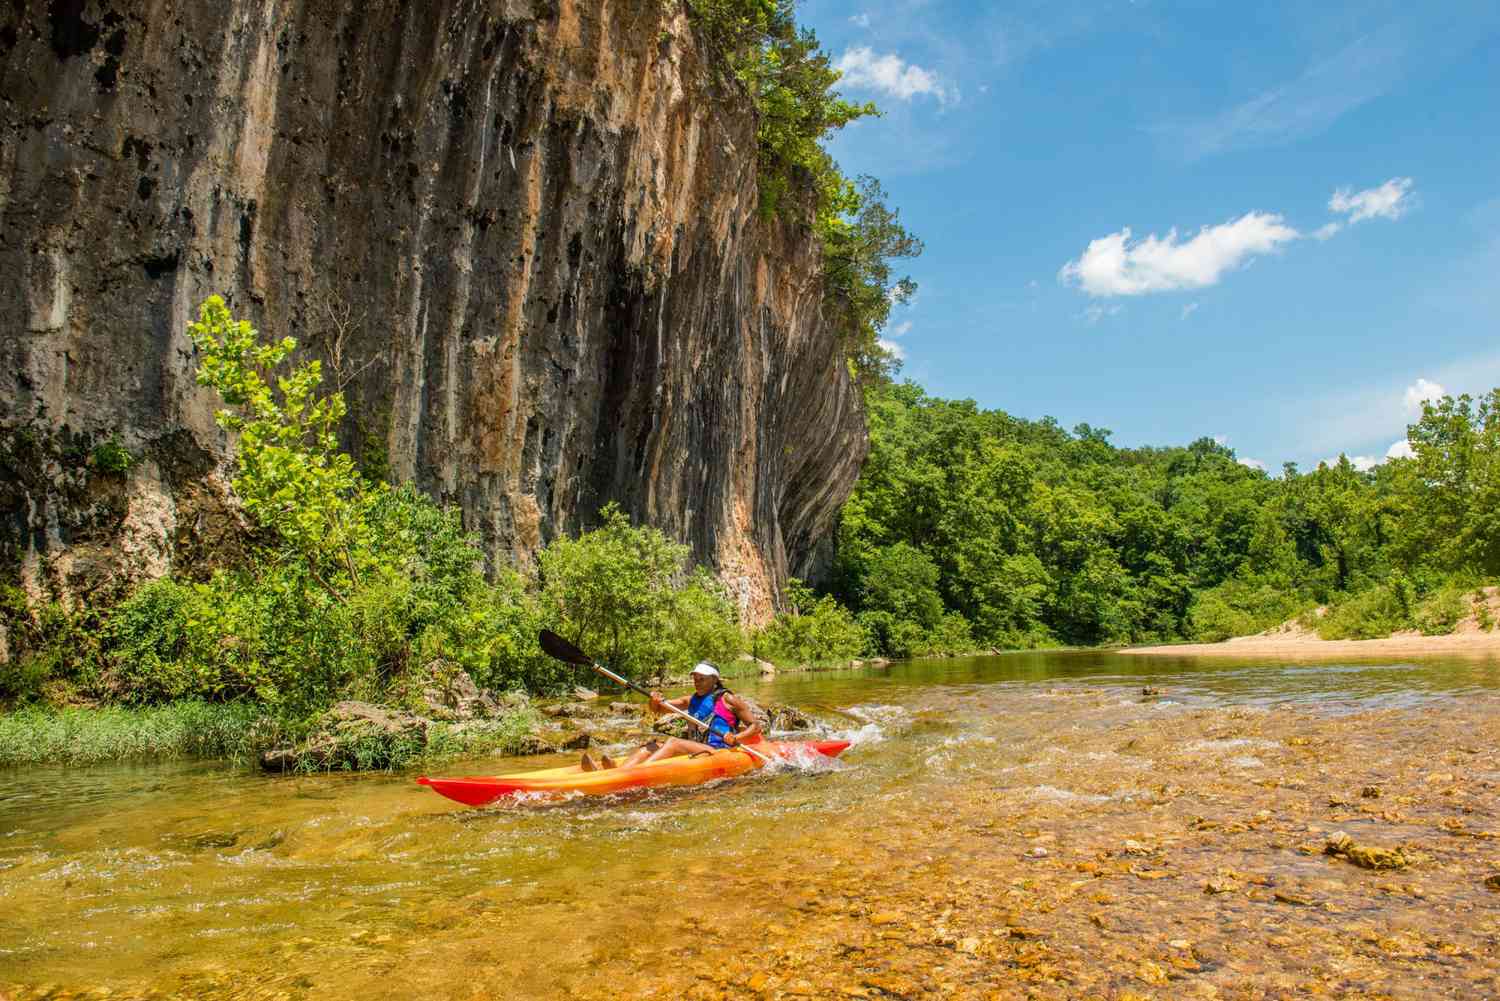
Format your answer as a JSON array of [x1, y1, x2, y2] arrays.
[[2, 652, 1498, 999]]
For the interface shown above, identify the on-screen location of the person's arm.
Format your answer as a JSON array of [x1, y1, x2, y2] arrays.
[[648, 691, 692, 717], [720, 694, 761, 745]]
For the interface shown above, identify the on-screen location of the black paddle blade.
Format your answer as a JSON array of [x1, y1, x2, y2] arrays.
[[538, 629, 592, 666]]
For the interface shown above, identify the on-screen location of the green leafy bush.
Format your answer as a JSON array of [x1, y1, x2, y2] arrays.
[[857, 608, 975, 659], [89, 436, 136, 475], [540, 503, 695, 680], [1187, 575, 1311, 643], [1413, 583, 1468, 636], [659, 569, 746, 672], [753, 579, 867, 664], [532, 503, 749, 681], [1317, 580, 1414, 640], [0, 587, 102, 703], [1475, 589, 1496, 632]]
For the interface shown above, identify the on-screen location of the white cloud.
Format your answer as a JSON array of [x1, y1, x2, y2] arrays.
[[1079, 303, 1122, 325], [835, 47, 953, 104], [1181, 302, 1200, 319], [1322, 454, 1379, 472], [878, 338, 906, 361], [1213, 434, 1228, 446], [887, 320, 912, 339], [1059, 212, 1300, 297], [850, 12, 870, 28], [1330, 177, 1414, 224], [1403, 377, 1446, 413], [1313, 222, 1342, 241], [1239, 457, 1267, 471], [1273, 348, 1500, 469], [1386, 439, 1414, 460]]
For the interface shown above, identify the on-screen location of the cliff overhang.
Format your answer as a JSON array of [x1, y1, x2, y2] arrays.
[[0, 0, 867, 622]]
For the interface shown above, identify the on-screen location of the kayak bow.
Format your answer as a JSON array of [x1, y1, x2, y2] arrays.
[[416, 738, 851, 807]]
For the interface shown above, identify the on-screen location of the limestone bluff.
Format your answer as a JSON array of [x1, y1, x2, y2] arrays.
[[0, 0, 867, 622]]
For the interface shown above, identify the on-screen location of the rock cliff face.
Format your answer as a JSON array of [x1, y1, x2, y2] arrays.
[[0, 0, 867, 620]]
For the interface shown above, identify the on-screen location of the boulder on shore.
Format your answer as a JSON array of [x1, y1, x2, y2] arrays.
[[260, 668, 536, 771], [419, 660, 511, 721], [260, 701, 430, 772]]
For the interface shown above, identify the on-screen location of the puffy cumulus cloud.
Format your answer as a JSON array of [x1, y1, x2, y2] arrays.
[[1387, 439, 1414, 460], [1059, 212, 1300, 297], [1313, 221, 1343, 241], [834, 47, 953, 104], [886, 320, 912, 339], [1403, 377, 1446, 413], [878, 338, 906, 361], [1239, 457, 1267, 471], [1330, 177, 1414, 223], [1322, 454, 1380, 472], [849, 12, 870, 28]]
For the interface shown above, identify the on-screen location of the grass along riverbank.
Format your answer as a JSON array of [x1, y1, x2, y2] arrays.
[[0, 698, 544, 770], [0, 701, 264, 767]]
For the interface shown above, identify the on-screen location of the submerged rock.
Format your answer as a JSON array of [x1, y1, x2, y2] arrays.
[[763, 703, 817, 732], [1323, 831, 1430, 870]]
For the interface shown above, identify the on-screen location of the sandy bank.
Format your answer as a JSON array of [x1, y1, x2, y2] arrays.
[[1129, 587, 1500, 658], [1127, 631, 1500, 658]]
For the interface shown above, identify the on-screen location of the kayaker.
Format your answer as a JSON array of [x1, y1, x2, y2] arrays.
[[580, 661, 760, 770]]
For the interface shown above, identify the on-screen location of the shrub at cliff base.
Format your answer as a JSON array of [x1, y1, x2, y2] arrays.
[[752, 579, 867, 665], [536, 505, 744, 681]]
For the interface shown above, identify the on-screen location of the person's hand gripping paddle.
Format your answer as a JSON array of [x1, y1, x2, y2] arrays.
[[538, 630, 771, 764]]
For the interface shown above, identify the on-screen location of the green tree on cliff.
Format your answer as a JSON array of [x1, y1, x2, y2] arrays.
[[685, 0, 919, 383]]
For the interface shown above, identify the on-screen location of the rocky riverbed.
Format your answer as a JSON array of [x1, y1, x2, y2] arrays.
[[3, 654, 1497, 1001], [562, 694, 1500, 1001]]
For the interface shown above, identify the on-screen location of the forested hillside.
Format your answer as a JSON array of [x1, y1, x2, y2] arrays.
[[825, 381, 1500, 655]]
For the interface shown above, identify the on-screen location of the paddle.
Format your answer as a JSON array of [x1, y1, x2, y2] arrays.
[[538, 629, 771, 764]]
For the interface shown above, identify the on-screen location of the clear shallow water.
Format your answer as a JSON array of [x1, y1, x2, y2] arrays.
[[3, 651, 1498, 997]]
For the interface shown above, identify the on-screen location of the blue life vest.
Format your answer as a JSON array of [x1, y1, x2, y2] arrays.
[[687, 688, 738, 748]]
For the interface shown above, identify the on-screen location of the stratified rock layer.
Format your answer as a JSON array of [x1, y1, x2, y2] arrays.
[[0, 0, 866, 619]]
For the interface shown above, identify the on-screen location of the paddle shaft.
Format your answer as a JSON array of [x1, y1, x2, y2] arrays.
[[587, 660, 771, 764]]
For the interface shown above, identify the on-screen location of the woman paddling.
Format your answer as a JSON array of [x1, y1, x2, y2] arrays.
[[581, 661, 761, 770]]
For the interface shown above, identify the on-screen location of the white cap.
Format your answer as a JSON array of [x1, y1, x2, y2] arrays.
[[690, 662, 720, 678]]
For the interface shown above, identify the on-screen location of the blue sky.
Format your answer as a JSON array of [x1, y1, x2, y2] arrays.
[[799, 0, 1500, 472]]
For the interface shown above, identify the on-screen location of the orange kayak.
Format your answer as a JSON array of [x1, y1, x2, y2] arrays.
[[416, 739, 851, 807]]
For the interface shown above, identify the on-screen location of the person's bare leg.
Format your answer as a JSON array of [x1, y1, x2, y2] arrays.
[[644, 737, 714, 763], [617, 739, 662, 769], [598, 754, 616, 769], [618, 748, 651, 768], [580, 752, 599, 771]]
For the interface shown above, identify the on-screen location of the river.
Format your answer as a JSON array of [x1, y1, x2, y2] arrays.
[[4, 651, 1499, 1000]]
